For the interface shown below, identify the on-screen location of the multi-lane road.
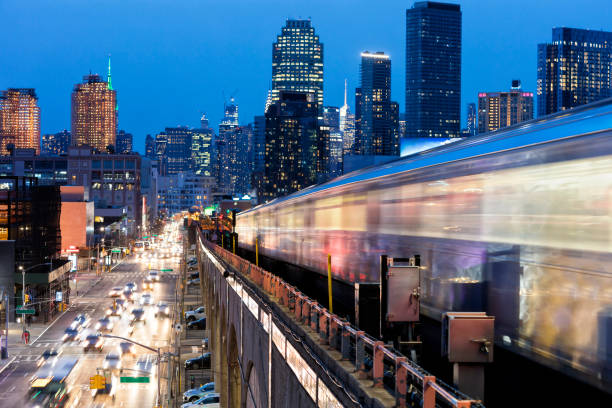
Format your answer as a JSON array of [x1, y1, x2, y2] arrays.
[[0, 250, 180, 408]]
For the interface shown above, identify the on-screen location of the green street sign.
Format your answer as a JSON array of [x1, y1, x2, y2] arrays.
[[16, 308, 35, 315], [160, 269, 173, 272], [120, 376, 150, 383], [111, 249, 121, 253]]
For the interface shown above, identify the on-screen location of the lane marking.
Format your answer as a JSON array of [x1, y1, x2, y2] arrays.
[[0, 356, 16, 376]]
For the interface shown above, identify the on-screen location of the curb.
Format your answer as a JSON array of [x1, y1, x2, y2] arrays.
[[0, 356, 16, 375]]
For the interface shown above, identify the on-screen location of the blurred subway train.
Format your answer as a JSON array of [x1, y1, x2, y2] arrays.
[[237, 98, 612, 393]]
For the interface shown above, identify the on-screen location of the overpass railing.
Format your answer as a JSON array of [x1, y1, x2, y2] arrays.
[[203, 238, 482, 408]]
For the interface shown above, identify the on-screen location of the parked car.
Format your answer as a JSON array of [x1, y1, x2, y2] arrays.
[[187, 317, 206, 330], [185, 353, 211, 370], [83, 334, 104, 352], [188, 266, 198, 272], [183, 382, 215, 402], [187, 278, 200, 286], [189, 272, 199, 280], [185, 306, 206, 322], [184, 393, 220, 408]]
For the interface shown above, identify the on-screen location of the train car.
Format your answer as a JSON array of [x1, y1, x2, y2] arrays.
[[237, 98, 612, 392]]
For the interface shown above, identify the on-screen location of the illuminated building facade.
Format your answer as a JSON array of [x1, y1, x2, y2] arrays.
[[41, 130, 71, 156], [405, 1, 461, 138], [261, 91, 320, 202], [354, 52, 399, 156], [0, 88, 41, 155], [217, 98, 252, 195], [116, 130, 133, 154], [145, 134, 155, 159], [466, 103, 477, 136], [71, 74, 117, 152], [478, 80, 534, 134], [156, 127, 192, 176], [537, 27, 612, 117], [271, 19, 324, 110], [339, 80, 356, 155], [192, 125, 215, 177]]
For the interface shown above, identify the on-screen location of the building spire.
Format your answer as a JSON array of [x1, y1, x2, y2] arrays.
[[107, 54, 113, 90]]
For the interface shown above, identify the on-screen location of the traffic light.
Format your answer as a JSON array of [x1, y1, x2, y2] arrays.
[[90, 375, 106, 390], [24, 294, 30, 304]]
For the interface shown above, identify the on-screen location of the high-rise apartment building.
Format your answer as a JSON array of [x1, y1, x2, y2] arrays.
[[466, 103, 477, 136], [323, 106, 340, 133], [0, 88, 41, 155], [537, 27, 612, 117], [261, 91, 321, 202], [405, 1, 461, 138], [41, 130, 71, 156], [354, 52, 399, 156], [192, 126, 215, 177], [271, 19, 324, 110], [116, 130, 133, 154], [71, 74, 117, 152], [478, 80, 534, 134]]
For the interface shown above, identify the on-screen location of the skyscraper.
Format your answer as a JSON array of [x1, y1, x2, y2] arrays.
[[116, 130, 133, 154], [0, 88, 41, 154], [354, 52, 399, 156], [271, 19, 324, 110], [466, 103, 477, 136], [41, 130, 71, 155], [537, 27, 612, 117], [478, 80, 534, 134], [405, 1, 461, 138], [145, 134, 155, 159], [71, 74, 117, 151], [192, 123, 215, 177], [156, 127, 191, 176], [251, 115, 266, 197], [261, 91, 320, 202], [339, 81, 356, 156]]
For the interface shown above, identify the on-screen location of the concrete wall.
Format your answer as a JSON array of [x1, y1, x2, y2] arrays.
[[60, 201, 92, 250]]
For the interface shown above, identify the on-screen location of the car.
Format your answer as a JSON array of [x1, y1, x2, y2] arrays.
[[62, 326, 80, 342], [182, 393, 220, 408], [185, 353, 211, 370], [148, 271, 160, 281], [95, 317, 114, 332], [140, 293, 153, 306], [183, 382, 215, 402], [189, 272, 199, 280], [187, 317, 206, 330], [142, 277, 154, 291], [71, 313, 91, 329], [83, 334, 104, 352], [108, 287, 123, 297], [37, 349, 59, 367], [122, 289, 135, 302], [125, 282, 137, 291], [155, 302, 169, 318], [118, 341, 135, 355], [185, 306, 206, 322], [106, 302, 122, 316], [187, 278, 200, 286], [187, 257, 197, 264], [131, 308, 146, 322], [188, 265, 198, 272], [103, 352, 122, 369]]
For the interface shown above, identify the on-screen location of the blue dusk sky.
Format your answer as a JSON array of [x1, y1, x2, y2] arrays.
[[1, 0, 610, 153]]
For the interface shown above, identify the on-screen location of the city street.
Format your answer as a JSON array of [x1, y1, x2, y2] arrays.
[[0, 250, 180, 408]]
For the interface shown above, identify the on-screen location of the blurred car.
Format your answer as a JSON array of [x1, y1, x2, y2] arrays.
[[183, 382, 215, 402], [103, 352, 122, 369], [188, 394, 220, 408], [189, 272, 199, 280], [95, 317, 114, 332], [185, 353, 211, 370], [185, 307, 205, 322], [70, 313, 91, 329], [148, 271, 160, 282], [62, 326, 80, 342], [187, 278, 200, 286], [122, 289, 135, 302], [125, 282, 137, 291], [36, 349, 59, 367], [155, 302, 170, 318], [105, 302, 122, 316], [187, 317, 206, 330], [108, 287, 123, 297], [83, 334, 104, 352], [131, 308, 146, 323], [118, 341, 135, 356], [140, 293, 153, 306], [142, 277, 154, 291]]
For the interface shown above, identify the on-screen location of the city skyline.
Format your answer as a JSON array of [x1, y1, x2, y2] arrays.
[[2, 0, 611, 152]]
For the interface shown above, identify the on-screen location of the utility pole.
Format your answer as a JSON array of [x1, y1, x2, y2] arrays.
[[19, 265, 25, 336]]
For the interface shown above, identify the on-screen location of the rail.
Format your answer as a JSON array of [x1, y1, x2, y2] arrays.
[[198, 232, 483, 408]]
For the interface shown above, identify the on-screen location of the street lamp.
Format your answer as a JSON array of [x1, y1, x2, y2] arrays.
[[18, 265, 24, 333]]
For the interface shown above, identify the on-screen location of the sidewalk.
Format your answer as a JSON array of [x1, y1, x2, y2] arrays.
[[0, 271, 103, 371]]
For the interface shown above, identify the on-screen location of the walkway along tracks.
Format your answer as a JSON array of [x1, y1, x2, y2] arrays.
[[197, 228, 483, 408]]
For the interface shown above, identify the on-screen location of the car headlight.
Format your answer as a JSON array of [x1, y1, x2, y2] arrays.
[[95, 323, 101, 330], [96, 340, 103, 347]]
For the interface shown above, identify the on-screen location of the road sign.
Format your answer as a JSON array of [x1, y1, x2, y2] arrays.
[[90, 374, 106, 389], [160, 269, 173, 272], [16, 307, 35, 315], [111, 249, 121, 253], [120, 376, 150, 383]]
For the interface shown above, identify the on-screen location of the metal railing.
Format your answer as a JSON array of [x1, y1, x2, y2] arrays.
[[199, 234, 483, 408]]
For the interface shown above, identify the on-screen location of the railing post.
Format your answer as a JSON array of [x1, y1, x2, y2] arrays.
[[373, 341, 384, 388], [310, 304, 319, 333], [395, 357, 408, 408], [423, 376, 436, 408], [341, 323, 351, 360], [302, 300, 311, 326], [355, 332, 367, 379], [287, 287, 295, 312], [329, 317, 339, 350], [319, 313, 329, 345], [295, 294, 303, 321]]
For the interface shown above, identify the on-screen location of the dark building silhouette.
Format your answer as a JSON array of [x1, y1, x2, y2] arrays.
[[405, 1, 461, 138], [537, 27, 612, 117], [354, 52, 399, 156], [41, 130, 71, 156], [155, 127, 191, 176], [116, 130, 133, 154], [145, 134, 155, 159]]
